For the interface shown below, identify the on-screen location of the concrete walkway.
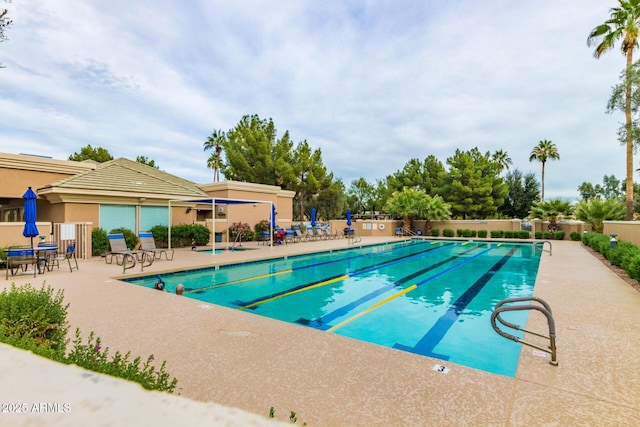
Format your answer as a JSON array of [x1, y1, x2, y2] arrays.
[[1, 238, 639, 426]]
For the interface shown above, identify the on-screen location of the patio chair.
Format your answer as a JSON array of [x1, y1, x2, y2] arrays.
[[5, 246, 37, 279], [258, 231, 271, 245], [106, 233, 152, 272], [48, 241, 79, 272], [284, 228, 297, 244], [311, 226, 325, 240], [294, 226, 308, 242], [138, 232, 174, 261], [319, 227, 337, 240]]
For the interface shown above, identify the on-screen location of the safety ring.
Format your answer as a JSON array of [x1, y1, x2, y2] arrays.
[[378, 223, 385, 230]]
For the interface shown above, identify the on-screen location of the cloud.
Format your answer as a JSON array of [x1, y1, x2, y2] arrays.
[[0, 0, 628, 201]]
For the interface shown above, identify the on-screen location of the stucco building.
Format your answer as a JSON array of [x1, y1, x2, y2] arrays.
[[0, 152, 295, 257]]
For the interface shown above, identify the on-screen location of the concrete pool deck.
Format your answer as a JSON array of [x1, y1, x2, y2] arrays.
[[1, 238, 639, 426]]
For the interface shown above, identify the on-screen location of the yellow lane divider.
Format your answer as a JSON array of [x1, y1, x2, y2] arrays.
[[184, 269, 293, 295], [238, 275, 349, 311], [326, 284, 418, 333]]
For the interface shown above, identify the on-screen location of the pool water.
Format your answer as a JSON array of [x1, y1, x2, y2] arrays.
[[125, 239, 542, 377]]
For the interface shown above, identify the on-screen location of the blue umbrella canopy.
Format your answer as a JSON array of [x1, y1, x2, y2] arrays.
[[22, 186, 39, 241], [271, 204, 277, 228], [311, 207, 316, 227], [346, 209, 352, 227]]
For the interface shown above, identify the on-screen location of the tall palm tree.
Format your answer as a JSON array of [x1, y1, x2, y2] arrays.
[[203, 129, 225, 182], [529, 139, 560, 201], [588, 0, 640, 220], [491, 149, 513, 172]]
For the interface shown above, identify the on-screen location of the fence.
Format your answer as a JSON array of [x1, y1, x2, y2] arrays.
[[51, 222, 91, 259]]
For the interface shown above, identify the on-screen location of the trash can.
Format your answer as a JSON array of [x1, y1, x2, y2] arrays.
[[215, 232, 222, 243]]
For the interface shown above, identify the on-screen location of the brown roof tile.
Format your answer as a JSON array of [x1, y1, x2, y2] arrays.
[[43, 158, 208, 198]]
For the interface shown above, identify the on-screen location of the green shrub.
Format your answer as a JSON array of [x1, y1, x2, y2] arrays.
[[149, 225, 169, 248], [109, 227, 138, 249], [171, 224, 210, 247], [92, 227, 109, 256], [254, 219, 270, 235], [490, 230, 503, 238], [477, 230, 487, 238], [535, 231, 543, 239], [66, 330, 177, 393], [570, 231, 581, 241], [462, 229, 473, 238], [518, 231, 530, 239], [430, 228, 440, 237], [503, 230, 514, 238], [228, 222, 254, 241], [610, 241, 638, 268], [542, 231, 552, 239], [625, 254, 640, 281], [0, 283, 178, 393], [456, 229, 464, 237], [554, 231, 566, 241], [0, 284, 68, 360], [443, 228, 455, 238]]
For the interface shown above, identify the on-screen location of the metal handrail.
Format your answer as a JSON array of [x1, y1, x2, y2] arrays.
[[231, 232, 242, 249], [536, 240, 552, 256], [491, 296, 558, 366], [346, 234, 362, 245]]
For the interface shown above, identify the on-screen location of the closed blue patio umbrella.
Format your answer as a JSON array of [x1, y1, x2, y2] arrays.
[[311, 207, 316, 227], [271, 204, 277, 228], [22, 186, 39, 246], [346, 209, 352, 227]]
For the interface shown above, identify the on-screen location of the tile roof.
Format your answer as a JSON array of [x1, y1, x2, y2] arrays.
[[41, 157, 209, 198]]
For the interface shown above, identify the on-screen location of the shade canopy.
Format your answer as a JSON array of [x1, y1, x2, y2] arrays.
[[22, 186, 39, 239], [168, 196, 275, 253]]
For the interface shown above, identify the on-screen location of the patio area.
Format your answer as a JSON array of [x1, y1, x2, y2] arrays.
[[1, 238, 639, 426]]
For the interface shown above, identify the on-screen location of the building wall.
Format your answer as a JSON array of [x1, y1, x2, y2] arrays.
[[604, 221, 640, 247], [0, 222, 54, 247], [198, 181, 296, 241]]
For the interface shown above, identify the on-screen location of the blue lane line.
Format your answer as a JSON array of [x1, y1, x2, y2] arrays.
[[235, 241, 454, 309], [298, 243, 481, 329], [393, 247, 518, 359], [192, 240, 428, 295], [293, 239, 433, 273]]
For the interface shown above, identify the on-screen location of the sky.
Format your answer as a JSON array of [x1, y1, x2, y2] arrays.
[[0, 0, 630, 200]]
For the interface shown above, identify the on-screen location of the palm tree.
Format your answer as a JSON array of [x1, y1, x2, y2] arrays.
[[491, 149, 513, 172], [588, 0, 640, 220], [574, 198, 626, 233], [384, 188, 451, 235], [422, 194, 452, 234], [203, 130, 225, 182], [529, 139, 560, 201], [529, 199, 573, 233], [384, 188, 426, 235]]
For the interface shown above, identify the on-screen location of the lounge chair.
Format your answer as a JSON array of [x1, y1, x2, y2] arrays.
[[258, 231, 271, 245], [319, 227, 337, 240], [284, 228, 297, 244], [47, 241, 79, 272], [311, 226, 325, 240], [138, 232, 174, 260], [5, 246, 37, 279], [294, 226, 308, 242], [106, 233, 152, 272]]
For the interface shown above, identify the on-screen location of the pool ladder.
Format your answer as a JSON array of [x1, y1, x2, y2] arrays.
[[491, 296, 558, 366], [536, 240, 552, 256], [346, 234, 362, 245]]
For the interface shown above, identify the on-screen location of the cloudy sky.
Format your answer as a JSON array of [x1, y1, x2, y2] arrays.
[[0, 0, 629, 199]]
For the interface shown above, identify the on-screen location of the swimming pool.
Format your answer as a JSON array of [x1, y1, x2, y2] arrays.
[[124, 239, 542, 377]]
